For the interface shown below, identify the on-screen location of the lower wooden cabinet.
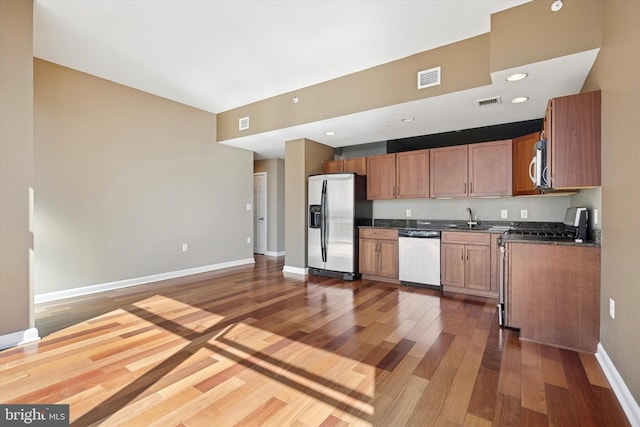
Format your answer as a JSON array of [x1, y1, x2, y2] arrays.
[[506, 242, 600, 353], [359, 228, 398, 282], [441, 231, 496, 298]]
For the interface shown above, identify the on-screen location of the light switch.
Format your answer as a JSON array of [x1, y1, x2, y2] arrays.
[[246, 204, 252, 211]]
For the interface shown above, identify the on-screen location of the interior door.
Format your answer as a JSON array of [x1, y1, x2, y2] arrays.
[[253, 173, 267, 254]]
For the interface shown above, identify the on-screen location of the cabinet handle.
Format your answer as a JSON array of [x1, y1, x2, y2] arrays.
[[470, 182, 473, 194], [461, 249, 464, 261], [464, 182, 467, 194]]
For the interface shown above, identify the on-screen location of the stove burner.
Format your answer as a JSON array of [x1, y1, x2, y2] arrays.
[[502, 228, 576, 242]]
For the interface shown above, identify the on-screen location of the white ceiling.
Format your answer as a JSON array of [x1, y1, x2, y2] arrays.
[[33, 0, 597, 159]]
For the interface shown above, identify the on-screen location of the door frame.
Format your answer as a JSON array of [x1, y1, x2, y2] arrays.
[[253, 172, 267, 255]]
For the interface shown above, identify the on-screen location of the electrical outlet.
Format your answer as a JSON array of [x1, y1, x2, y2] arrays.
[[609, 298, 615, 319], [501, 210, 508, 219], [594, 208, 599, 225], [520, 209, 528, 219], [182, 243, 188, 253], [246, 204, 252, 211], [247, 237, 251, 244], [406, 209, 412, 218]]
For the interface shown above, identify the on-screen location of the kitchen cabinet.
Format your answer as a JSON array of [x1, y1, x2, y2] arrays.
[[545, 90, 601, 189], [506, 242, 600, 353], [359, 228, 398, 281], [441, 231, 495, 298], [430, 145, 468, 198], [430, 140, 512, 198], [468, 139, 512, 197], [366, 150, 430, 200], [322, 157, 367, 175], [513, 131, 542, 196]]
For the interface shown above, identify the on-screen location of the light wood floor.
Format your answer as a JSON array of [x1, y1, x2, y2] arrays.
[[0, 256, 630, 426]]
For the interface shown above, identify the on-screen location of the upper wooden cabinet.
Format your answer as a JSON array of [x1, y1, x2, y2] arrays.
[[322, 160, 344, 174], [430, 140, 513, 198], [513, 132, 541, 196], [396, 149, 429, 199], [430, 145, 468, 198], [546, 90, 601, 189], [366, 154, 397, 199], [468, 139, 513, 197], [366, 150, 430, 200], [322, 157, 367, 175]]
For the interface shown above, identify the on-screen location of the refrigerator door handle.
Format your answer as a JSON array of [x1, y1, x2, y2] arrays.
[[321, 179, 328, 263]]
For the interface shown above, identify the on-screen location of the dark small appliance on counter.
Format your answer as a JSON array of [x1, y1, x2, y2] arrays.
[[564, 207, 589, 243]]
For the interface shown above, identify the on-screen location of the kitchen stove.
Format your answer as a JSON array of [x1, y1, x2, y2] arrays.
[[500, 228, 576, 242]]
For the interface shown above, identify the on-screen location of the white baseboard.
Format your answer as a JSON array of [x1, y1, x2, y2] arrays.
[[0, 327, 40, 350], [264, 251, 285, 257], [282, 265, 308, 276], [596, 343, 640, 427], [35, 258, 256, 304]]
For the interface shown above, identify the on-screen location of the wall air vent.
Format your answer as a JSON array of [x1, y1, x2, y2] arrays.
[[239, 116, 250, 131], [475, 96, 502, 108], [417, 66, 441, 89]]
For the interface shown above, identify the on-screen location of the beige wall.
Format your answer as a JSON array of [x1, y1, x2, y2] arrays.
[[284, 139, 333, 269], [582, 0, 640, 403], [0, 1, 34, 339], [217, 34, 491, 141], [34, 60, 254, 295], [490, 0, 601, 72], [254, 158, 285, 254]]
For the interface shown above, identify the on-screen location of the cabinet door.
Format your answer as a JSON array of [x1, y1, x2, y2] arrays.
[[367, 154, 396, 200], [430, 146, 468, 198], [441, 243, 465, 287], [513, 132, 541, 196], [396, 149, 429, 199], [507, 242, 600, 352], [468, 140, 513, 197], [323, 160, 344, 174], [344, 157, 366, 175], [549, 90, 601, 189], [359, 239, 379, 276], [378, 239, 399, 279], [465, 245, 491, 290]]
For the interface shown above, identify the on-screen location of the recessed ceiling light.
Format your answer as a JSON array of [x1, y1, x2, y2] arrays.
[[551, 0, 563, 12], [511, 96, 529, 104], [325, 131, 336, 136], [506, 72, 528, 82], [400, 117, 415, 123]]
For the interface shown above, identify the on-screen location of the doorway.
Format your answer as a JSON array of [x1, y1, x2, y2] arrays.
[[253, 172, 267, 255]]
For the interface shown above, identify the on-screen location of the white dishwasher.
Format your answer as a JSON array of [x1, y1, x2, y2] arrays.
[[398, 230, 441, 289]]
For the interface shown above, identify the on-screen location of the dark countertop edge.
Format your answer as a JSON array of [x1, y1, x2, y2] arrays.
[[502, 239, 601, 248], [359, 218, 601, 247]]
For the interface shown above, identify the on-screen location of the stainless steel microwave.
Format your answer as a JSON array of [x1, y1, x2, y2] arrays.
[[529, 139, 549, 189]]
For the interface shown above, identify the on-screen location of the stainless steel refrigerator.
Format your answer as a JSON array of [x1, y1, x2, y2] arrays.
[[307, 173, 372, 280]]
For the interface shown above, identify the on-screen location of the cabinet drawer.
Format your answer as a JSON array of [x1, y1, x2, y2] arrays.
[[441, 231, 490, 245], [360, 228, 398, 240]]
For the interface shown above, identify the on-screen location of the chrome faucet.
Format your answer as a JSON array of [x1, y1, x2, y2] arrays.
[[466, 207, 478, 228]]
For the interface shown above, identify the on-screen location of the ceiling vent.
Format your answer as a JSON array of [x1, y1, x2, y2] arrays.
[[417, 66, 441, 89], [238, 116, 250, 131], [475, 96, 502, 108]]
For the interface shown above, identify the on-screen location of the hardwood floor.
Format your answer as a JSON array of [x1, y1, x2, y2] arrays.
[[0, 256, 629, 426]]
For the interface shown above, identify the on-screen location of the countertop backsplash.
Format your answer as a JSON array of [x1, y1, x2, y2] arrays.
[[372, 195, 571, 223]]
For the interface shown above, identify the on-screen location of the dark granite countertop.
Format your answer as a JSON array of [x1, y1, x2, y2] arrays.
[[359, 218, 601, 247]]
